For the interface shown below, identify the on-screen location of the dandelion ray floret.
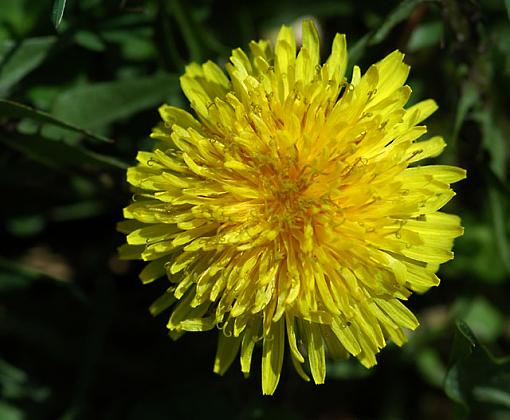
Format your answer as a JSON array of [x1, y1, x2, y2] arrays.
[[118, 20, 465, 395]]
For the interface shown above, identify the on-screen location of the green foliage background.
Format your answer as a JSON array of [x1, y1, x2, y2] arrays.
[[1, 0, 509, 418]]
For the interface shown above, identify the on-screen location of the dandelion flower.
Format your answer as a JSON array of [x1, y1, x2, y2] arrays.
[[119, 21, 465, 395]]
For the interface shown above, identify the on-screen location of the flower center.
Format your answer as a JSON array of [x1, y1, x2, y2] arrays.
[[258, 161, 323, 233]]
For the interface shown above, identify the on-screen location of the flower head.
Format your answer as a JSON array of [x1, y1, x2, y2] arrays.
[[119, 21, 465, 395]]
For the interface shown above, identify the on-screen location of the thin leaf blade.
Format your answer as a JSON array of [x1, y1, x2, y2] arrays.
[[0, 99, 112, 143], [52, 0, 67, 29], [0, 132, 127, 171]]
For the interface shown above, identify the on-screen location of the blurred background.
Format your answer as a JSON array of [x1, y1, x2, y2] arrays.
[[0, 0, 509, 419]]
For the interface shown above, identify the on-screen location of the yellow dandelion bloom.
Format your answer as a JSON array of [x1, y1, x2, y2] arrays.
[[119, 21, 465, 395]]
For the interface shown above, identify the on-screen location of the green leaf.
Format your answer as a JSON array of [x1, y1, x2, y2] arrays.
[[505, 0, 510, 21], [471, 107, 510, 276], [168, 0, 203, 62], [416, 348, 447, 388], [0, 358, 49, 401], [348, 33, 371, 69], [0, 99, 112, 143], [0, 37, 56, 95], [476, 109, 508, 181], [0, 0, 34, 37], [444, 214, 508, 283], [0, 132, 127, 171], [453, 81, 479, 141], [407, 21, 443, 52], [348, 0, 423, 67], [327, 358, 373, 379], [51, 0, 67, 29], [370, 0, 422, 45], [0, 402, 22, 420], [74, 30, 106, 52], [489, 187, 510, 274], [6, 215, 45, 237], [445, 321, 510, 412], [100, 27, 157, 61], [453, 297, 504, 342], [48, 72, 179, 133], [50, 200, 106, 221], [0, 255, 47, 291]]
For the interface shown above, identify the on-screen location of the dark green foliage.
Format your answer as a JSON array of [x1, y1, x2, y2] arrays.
[[51, 0, 67, 29], [445, 321, 510, 415], [0, 0, 508, 419]]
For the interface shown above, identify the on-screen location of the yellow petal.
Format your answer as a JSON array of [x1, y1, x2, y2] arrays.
[[331, 318, 362, 356], [326, 33, 348, 82], [261, 319, 285, 395], [285, 314, 305, 363], [202, 60, 230, 89], [372, 50, 410, 103], [303, 320, 326, 384], [213, 333, 242, 375], [375, 298, 419, 330], [240, 319, 261, 375], [117, 243, 144, 260], [149, 287, 177, 316], [158, 104, 202, 131], [405, 99, 438, 126], [406, 136, 446, 163], [126, 223, 179, 245], [139, 258, 168, 284], [295, 20, 320, 83]]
